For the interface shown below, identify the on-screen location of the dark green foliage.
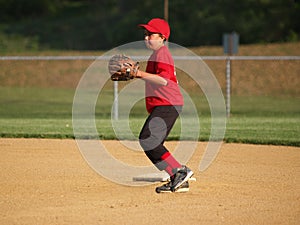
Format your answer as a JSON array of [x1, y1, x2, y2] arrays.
[[0, 0, 299, 51]]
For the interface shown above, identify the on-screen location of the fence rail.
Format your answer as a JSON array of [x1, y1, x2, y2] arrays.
[[1, 55, 300, 61]]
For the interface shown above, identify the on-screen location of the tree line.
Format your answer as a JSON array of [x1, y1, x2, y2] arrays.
[[0, 0, 299, 50]]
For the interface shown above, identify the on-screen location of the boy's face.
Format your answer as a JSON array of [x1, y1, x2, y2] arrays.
[[144, 30, 165, 50]]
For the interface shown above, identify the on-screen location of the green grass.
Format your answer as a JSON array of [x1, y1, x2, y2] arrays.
[[0, 116, 299, 146], [0, 86, 299, 146], [225, 116, 300, 146]]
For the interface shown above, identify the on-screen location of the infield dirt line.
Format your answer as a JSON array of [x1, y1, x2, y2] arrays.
[[0, 138, 299, 225]]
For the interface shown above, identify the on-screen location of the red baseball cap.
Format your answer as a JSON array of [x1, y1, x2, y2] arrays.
[[138, 18, 170, 40]]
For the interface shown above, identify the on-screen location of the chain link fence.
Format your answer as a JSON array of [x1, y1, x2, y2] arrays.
[[0, 55, 299, 117]]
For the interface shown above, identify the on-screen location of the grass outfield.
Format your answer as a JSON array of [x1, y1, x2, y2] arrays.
[[1, 117, 299, 146], [1, 42, 299, 146], [0, 87, 299, 146]]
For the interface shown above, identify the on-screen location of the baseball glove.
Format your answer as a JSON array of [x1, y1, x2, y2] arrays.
[[108, 54, 140, 81]]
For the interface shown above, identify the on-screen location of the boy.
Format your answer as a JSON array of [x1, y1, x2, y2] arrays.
[[136, 18, 194, 193]]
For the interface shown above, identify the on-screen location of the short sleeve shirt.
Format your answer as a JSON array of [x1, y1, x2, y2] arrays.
[[145, 46, 184, 113]]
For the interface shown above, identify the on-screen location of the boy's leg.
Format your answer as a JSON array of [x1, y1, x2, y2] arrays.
[[139, 106, 182, 174]]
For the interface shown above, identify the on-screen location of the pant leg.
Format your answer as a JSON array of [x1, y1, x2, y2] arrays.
[[139, 105, 182, 170]]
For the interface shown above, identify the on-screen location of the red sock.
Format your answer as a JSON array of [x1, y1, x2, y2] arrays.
[[161, 152, 181, 176]]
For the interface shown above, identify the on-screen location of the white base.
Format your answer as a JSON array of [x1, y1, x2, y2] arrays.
[[133, 172, 196, 182]]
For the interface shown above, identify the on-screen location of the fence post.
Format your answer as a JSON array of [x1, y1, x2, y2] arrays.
[[113, 81, 118, 120], [223, 32, 239, 117], [225, 58, 231, 117]]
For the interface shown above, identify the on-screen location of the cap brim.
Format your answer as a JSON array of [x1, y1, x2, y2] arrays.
[[138, 24, 159, 33]]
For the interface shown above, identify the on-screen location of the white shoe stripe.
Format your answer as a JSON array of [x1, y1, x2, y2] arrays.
[[174, 170, 194, 190]]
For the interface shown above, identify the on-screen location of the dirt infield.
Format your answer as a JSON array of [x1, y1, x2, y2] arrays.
[[0, 138, 299, 225]]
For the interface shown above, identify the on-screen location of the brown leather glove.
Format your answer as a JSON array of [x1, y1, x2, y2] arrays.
[[108, 54, 140, 81]]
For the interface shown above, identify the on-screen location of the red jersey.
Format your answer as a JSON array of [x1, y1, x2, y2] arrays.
[[145, 46, 184, 113]]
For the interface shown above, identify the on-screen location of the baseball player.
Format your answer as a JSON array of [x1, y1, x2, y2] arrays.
[[108, 18, 194, 193], [136, 18, 194, 193]]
